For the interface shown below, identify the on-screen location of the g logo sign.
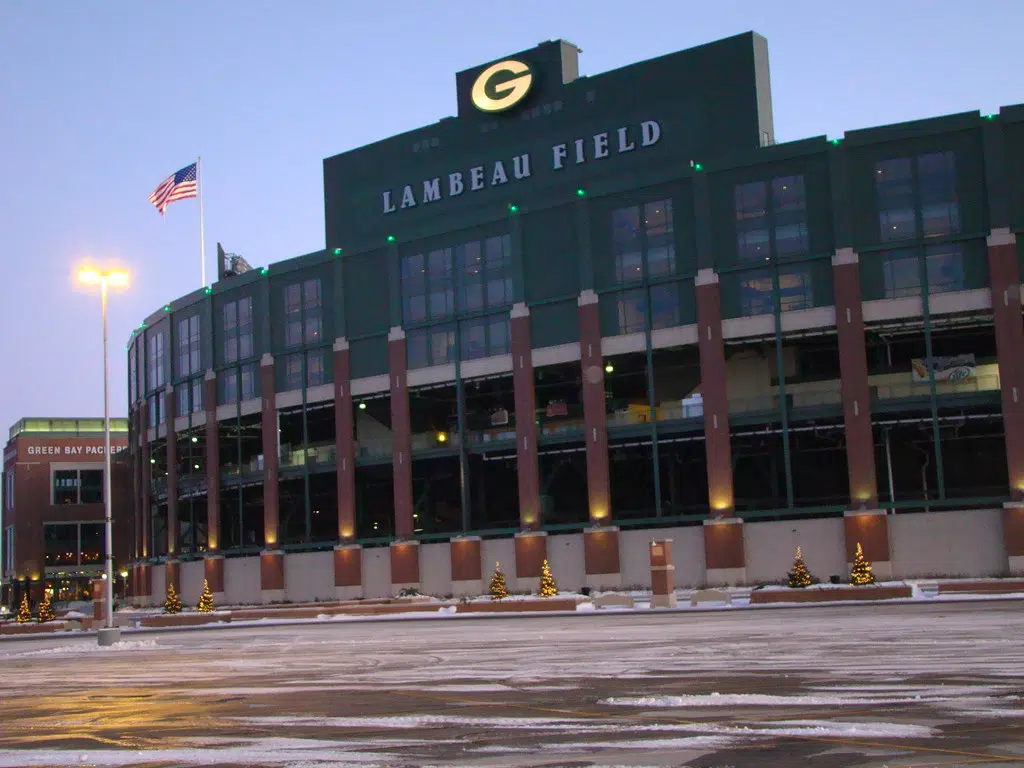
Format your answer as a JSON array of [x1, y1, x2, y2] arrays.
[[471, 60, 533, 113]]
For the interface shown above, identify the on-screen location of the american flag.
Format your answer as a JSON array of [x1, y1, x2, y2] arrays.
[[148, 162, 197, 215]]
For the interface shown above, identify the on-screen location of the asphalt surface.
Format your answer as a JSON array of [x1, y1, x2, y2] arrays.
[[0, 600, 1022, 767]]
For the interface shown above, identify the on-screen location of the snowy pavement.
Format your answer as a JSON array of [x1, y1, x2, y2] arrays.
[[0, 600, 1021, 767]]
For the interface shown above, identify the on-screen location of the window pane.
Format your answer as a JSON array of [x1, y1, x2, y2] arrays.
[[54, 469, 79, 504], [44, 523, 78, 566], [739, 269, 775, 316], [882, 250, 920, 298], [613, 206, 642, 282], [239, 297, 252, 328], [778, 267, 813, 311], [650, 284, 680, 329], [919, 151, 959, 237], [772, 176, 808, 258], [176, 382, 189, 416], [285, 353, 303, 390], [80, 470, 103, 504], [407, 329, 429, 369], [305, 315, 322, 345], [80, 523, 104, 564], [241, 364, 256, 400], [284, 283, 301, 312], [223, 302, 237, 331], [616, 289, 646, 334], [644, 199, 675, 277], [306, 351, 325, 387], [925, 243, 965, 294], [488, 316, 510, 355], [876, 158, 915, 242], [285, 319, 302, 347], [735, 181, 769, 262], [430, 328, 455, 366], [191, 378, 203, 412], [303, 279, 321, 309], [460, 320, 486, 360]]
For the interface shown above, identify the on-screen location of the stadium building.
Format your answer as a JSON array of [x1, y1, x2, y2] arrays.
[[125, 32, 1024, 605], [2, 418, 132, 611]]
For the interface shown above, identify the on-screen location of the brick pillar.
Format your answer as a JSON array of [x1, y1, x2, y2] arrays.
[[135, 563, 151, 606], [450, 536, 483, 596], [703, 518, 746, 586], [260, 551, 285, 602], [987, 230, 1024, 500], [1004, 502, 1024, 574], [164, 384, 178, 555], [844, 510, 893, 580], [204, 555, 224, 597], [133, 408, 143, 563], [333, 543, 363, 600], [141, 406, 151, 560], [832, 248, 878, 508], [334, 338, 357, 541], [584, 527, 621, 589], [204, 371, 220, 551], [514, 530, 548, 592], [649, 539, 678, 608], [578, 291, 611, 524], [165, 559, 180, 594], [91, 578, 107, 626], [388, 327, 414, 539], [511, 304, 541, 529], [260, 354, 280, 549], [389, 541, 420, 593], [695, 269, 735, 516]]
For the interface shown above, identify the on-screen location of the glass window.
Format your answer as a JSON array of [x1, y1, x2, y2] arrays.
[[241, 362, 257, 400], [739, 270, 775, 316], [284, 352, 303, 390], [489, 315, 510, 355], [616, 289, 646, 335], [407, 329, 429, 369], [644, 200, 675, 277], [303, 279, 322, 344], [306, 350, 325, 387], [771, 176, 808, 258], [223, 297, 254, 364], [128, 345, 138, 403], [461, 319, 487, 360], [44, 523, 78, 566], [650, 284, 680, 329], [876, 157, 915, 243], [735, 181, 769, 262], [739, 267, 813, 317], [877, 152, 959, 243], [428, 249, 454, 319], [147, 393, 161, 427], [284, 283, 302, 347], [80, 470, 103, 504], [918, 152, 959, 238], [613, 207, 642, 282], [457, 242, 484, 313], [147, 331, 165, 391], [80, 523, 103, 564], [484, 235, 512, 308], [54, 469, 79, 504], [402, 253, 428, 324], [882, 244, 966, 299], [218, 369, 238, 405], [429, 327, 455, 366]]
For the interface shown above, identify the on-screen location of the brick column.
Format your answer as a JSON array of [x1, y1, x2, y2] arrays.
[[204, 556, 225, 598], [511, 304, 541, 529], [388, 327, 414, 539], [333, 544, 363, 600], [450, 536, 483, 596], [334, 338, 357, 540], [203, 371, 220, 551], [649, 539, 678, 608], [703, 518, 746, 586], [91, 578, 108, 627], [1005, 502, 1024, 574], [832, 248, 878, 508], [514, 530, 548, 592], [164, 384, 178, 555], [259, 353, 284, 601], [844, 510, 893, 580], [584, 528, 621, 589], [578, 291, 611, 523], [390, 541, 420, 593], [133, 408, 143, 563], [165, 559, 180, 595], [987, 229, 1024, 500], [695, 269, 735, 516], [141, 402, 151, 560]]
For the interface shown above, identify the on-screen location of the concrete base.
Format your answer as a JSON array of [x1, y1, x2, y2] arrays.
[[705, 567, 746, 587], [585, 572, 622, 590], [97, 627, 121, 646], [1008, 555, 1024, 575], [212, 592, 226, 606], [392, 582, 421, 596], [335, 585, 363, 601], [516, 577, 541, 594], [650, 593, 678, 609], [846, 559, 893, 581], [261, 589, 286, 604], [451, 579, 483, 597]]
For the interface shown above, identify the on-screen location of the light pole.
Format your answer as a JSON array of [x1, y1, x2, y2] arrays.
[[79, 267, 128, 646]]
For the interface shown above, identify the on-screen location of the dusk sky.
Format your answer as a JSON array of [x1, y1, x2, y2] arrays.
[[1, 0, 1021, 441]]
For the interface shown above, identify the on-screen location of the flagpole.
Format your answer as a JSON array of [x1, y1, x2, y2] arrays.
[[198, 155, 207, 287]]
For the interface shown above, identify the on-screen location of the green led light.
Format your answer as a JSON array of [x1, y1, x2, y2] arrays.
[[204, 286, 212, 295], [163, 305, 171, 312], [985, 113, 996, 120], [138, 322, 147, 329], [830, 138, 842, 145], [693, 163, 703, 171], [576, 188, 586, 197], [333, 247, 343, 255], [387, 235, 396, 243], [260, 267, 269, 275], [508, 204, 519, 213]]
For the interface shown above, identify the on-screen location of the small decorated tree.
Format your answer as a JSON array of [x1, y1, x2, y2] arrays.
[[16, 594, 32, 624], [787, 546, 813, 588], [539, 559, 558, 597], [163, 582, 183, 614], [488, 562, 509, 600], [37, 593, 56, 624], [197, 579, 215, 613], [850, 542, 875, 585]]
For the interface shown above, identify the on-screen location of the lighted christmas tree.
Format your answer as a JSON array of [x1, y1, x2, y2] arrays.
[[850, 542, 875, 585], [37, 593, 56, 624], [539, 559, 558, 597], [163, 583, 183, 614], [488, 562, 509, 600], [787, 546, 813, 588], [16, 594, 32, 624], [197, 579, 215, 613]]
